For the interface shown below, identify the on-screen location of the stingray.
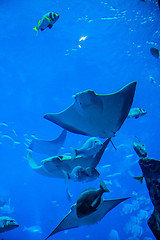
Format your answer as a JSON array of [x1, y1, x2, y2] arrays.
[[27, 138, 111, 179], [44, 82, 136, 138], [28, 129, 67, 156], [45, 197, 130, 239]]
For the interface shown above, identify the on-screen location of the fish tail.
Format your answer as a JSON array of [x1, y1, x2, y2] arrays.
[[133, 176, 144, 184], [33, 26, 38, 32], [100, 178, 110, 192], [33, 27, 39, 36], [70, 147, 77, 160]]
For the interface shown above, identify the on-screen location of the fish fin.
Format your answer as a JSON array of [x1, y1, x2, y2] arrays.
[[45, 16, 51, 21], [38, 19, 41, 25], [54, 13, 59, 17], [33, 26, 38, 31], [33, 27, 39, 36], [135, 136, 141, 142], [91, 196, 100, 209], [48, 24, 53, 29], [100, 178, 110, 192], [70, 147, 77, 160], [133, 176, 144, 184]]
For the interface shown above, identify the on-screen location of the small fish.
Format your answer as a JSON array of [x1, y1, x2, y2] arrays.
[[0, 217, 19, 233], [128, 107, 147, 119], [107, 173, 121, 178], [150, 47, 159, 59], [101, 164, 111, 168], [133, 137, 147, 158], [23, 225, 42, 234], [33, 12, 59, 32], [76, 179, 109, 218], [0, 122, 8, 127], [125, 154, 134, 159], [1, 134, 14, 142], [69, 166, 99, 182], [149, 76, 156, 85], [104, 179, 112, 185], [133, 175, 144, 183], [70, 137, 102, 160]]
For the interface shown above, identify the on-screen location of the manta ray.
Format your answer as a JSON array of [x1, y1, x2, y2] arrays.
[[45, 197, 130, 239], [28, 129, 67, 156], [44, 82, 137, 138], [27, 138, 111, 179]]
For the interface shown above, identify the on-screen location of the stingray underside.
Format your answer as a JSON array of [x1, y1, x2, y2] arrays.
[[44, 82, 136, 138], [27, 152, 65, 178]]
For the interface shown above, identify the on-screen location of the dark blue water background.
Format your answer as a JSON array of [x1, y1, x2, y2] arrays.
[[0, 0, 160, 239]]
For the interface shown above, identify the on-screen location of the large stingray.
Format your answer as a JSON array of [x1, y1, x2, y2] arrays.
[[44, 82, 137, 138], [45, 197, 130, 239], [27, 138, 111, 179], [28, 129, 67, 156]]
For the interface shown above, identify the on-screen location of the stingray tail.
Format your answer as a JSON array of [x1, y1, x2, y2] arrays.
[[110, 139, 117, 150], [100, 178, 110, 192], [70, 147, 78, 160], [66, 185, 73, 202]]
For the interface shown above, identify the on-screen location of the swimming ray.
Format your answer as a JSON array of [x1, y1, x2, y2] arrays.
[[44, 82, 136, 138], [45, 197, 130, 239], [27, 138, 111, 179]]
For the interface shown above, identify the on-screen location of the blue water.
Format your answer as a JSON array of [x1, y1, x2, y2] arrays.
[[0, 0, 160, 239]]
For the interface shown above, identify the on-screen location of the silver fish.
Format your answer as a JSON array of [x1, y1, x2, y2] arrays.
[[70, 137, 102, 160], [0, 216, 19, 233]]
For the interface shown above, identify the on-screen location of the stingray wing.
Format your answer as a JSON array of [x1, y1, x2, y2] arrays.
[[45, 197, 130, 239], [91, 137, 111, 168], [27, 151, 47, 176], [66, 138, 111, 171], [44, 82, 136, 138], [27, 152, 65, 178], [45, 207, 80, 239], [87, 197, 130, 224], [29, 129, 67, 155]]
